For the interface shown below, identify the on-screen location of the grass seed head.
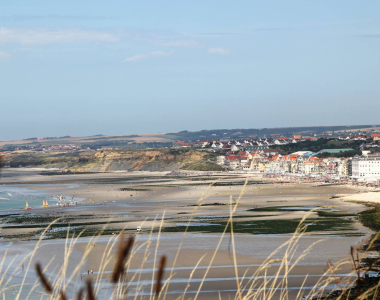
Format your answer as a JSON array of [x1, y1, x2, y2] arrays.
[[155, 255, 167, 296], [86, 278, 96, 300], [77, 288, 84, 300], [35, 263, 53, 293], [60, 291, 68, 300], [112, 234, 134, 283]]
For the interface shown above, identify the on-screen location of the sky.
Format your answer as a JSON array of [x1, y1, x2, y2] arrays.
[[1, 1, 380, 141]]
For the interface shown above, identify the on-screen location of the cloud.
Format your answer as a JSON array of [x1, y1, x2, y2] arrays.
[[0, 27, 119, 45], [0, 51, 11, 62], [0, 27, 202, 49], [123, 51, 172, 62], [208, 47, 231, 55]]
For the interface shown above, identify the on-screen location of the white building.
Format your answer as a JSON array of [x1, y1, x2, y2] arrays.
[[216, 156, 226, 165], [226, 160, 240, 169], [352, 154, 380, 179], [299, 162, 315, 175]]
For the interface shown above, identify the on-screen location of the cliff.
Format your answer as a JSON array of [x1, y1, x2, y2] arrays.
[[2, 149, 225, 172]]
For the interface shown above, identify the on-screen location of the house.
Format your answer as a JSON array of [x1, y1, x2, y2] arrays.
[[274, 137, 290, 145], [231, 144, 242, 152], [240, 156, 249, 166], [292, 135, 302, 140], [299, 162, 315, 174], [216, 156, 226, 165], [225, 155, 240, 169], [174, 141, 190, 148], [248, 151, 260, 158], [243, 162, 252, 171], [261, 149, 279, 156]]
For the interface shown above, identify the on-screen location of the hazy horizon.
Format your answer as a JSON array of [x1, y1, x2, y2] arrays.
[[1, 123, 379, 143], [1, 1, 380, 140]]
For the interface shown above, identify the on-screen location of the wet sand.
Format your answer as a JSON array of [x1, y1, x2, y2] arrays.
[[0, 232, 364, 299]]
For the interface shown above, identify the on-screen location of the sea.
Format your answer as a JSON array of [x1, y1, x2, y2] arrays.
[[0, 186, 59, 211], [0, 185, 83, 211]]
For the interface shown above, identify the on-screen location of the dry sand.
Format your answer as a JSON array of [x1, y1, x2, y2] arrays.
[[340, 191, 380, 203]]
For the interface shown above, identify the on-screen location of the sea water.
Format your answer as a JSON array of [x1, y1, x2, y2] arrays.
[[0, 186, 58, 211], [0, 185, 83, 211]]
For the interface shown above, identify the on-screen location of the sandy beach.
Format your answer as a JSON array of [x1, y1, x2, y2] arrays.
[[0, 168, 375, 299]]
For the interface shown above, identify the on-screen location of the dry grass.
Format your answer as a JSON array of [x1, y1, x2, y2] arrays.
[[22, 207, 378, 300]]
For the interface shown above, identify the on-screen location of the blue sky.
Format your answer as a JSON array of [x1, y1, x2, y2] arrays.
[[1, 1, 380, 140]]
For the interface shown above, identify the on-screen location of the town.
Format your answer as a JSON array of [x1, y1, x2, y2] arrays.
[[176, 133, 380, 182], [1, 131, 380, 183]]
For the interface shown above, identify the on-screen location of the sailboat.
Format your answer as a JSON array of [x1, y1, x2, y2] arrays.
[[42, 200, 49, 208], [25, 202, 31, 210]]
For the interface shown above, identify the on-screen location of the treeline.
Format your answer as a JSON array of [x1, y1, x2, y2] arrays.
[[275, 138, 365, 154]]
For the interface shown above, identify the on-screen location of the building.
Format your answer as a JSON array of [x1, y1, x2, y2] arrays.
[[317, 148, 354, 154], [216, 155, 225, 165], [245, 144, 268, 152], [352, 154, 380, 179], [292, 135, 302, 140], [261, 149, 279, 156], [347, 158, 353, 176], [225, 156, 240, 169], [299, 162, 315, 174]]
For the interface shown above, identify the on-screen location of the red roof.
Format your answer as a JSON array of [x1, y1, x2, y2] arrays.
[[283, 154, 298, 161], [225, 155, 239, 161], [177, 141, 189, 146]]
